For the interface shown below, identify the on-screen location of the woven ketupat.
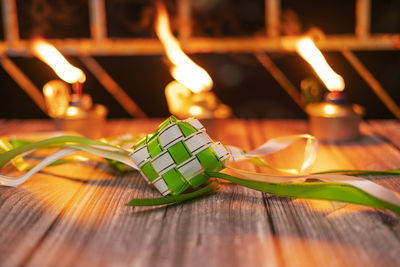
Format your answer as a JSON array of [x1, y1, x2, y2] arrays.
[[129, 116, 230, 196]]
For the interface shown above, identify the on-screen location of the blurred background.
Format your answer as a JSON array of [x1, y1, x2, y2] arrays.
[[1, 0, 400, 119]]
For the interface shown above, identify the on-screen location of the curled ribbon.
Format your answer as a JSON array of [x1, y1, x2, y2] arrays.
[[227, 134, 318, 175], [0, 116, 399, 215]]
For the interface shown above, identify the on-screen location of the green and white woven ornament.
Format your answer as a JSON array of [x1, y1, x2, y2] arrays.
[[129, 116, 229, 196]]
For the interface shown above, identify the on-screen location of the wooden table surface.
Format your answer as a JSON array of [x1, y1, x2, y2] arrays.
[[1, 119, 400, 267]]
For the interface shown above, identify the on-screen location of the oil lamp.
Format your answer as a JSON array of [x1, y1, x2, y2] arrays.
[[296, 37, 364, 142], [32, 38, 107, 138], [155, 2, 231, 119]]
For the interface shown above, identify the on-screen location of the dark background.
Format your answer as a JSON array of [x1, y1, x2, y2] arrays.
[[1, 0, 400, 119]]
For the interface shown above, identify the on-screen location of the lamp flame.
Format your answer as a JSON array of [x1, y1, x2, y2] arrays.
[[295, 37, 344, 91], [155, 2, 212, 93], [32, 38, 86, 84]]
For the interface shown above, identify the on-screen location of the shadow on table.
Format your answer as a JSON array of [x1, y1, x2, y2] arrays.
[[320, 133, 390, 147]]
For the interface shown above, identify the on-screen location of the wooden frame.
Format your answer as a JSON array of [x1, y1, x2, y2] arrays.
[[1, 0, 399, 119]]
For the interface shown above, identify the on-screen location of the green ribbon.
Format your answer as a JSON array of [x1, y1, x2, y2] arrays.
[[126, 180, 220, 206], [0, 135, 128, 169], [0, 138, 32, 171], [209, 172, 400, 215]]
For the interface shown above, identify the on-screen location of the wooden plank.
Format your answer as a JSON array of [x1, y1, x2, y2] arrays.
[[0, 119, 7, 135], [265, 0, 281, 38], [18, 119, 279, 267], [250, 120, 400, 267], [0, 56, 47, 113], [0, 120, 83, 266], [2, 35, 400, 58], [368, 120, 400, 149], [177, 0, 192, 39], [355, 0, 371, 39], [255, 53, 303, 109], [1, 120, 400, 267], [79, 56, 147, 118], [1, 0, 19, 47], [0, 167, 109, 266], [89, 0, 107, 42], [341, 50, 400, 120], [0, 120, 55, 135], [0, 119, 154, 267]]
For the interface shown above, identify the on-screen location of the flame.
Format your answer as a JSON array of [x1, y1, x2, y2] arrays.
[[155, 2, 212, 93], [189, 105, 203, 116], [295, 37, 344, 91], [65, 106, 80, 116], [32, 38, 86, 84], [323, 104, 337, 115]]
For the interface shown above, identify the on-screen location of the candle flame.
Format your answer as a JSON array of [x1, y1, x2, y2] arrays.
[[155, 2, 212, 93], [296, 37, 344, 91], [65, 106, 80, 116], [189, 105, 203, 116], [323, 104, 337, 115], [32, 38, 86, 84]]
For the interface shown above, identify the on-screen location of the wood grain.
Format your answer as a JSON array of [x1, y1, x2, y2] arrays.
[[252, 120, 400, 267], [0, 119, 399, 267], [368, 120, 400, 149]]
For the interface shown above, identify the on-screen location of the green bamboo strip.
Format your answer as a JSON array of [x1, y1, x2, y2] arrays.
[[126, 180, 220, 206], [208, 172, 400, 215], [0, 136, 126, 168]]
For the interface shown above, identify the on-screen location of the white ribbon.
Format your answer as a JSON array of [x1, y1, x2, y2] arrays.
[[0, 144, 139, 187], [227, 134, 318, 175], [0, 148, 78, 186]]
